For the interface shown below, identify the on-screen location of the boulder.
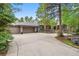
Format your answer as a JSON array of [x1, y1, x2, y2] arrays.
[[71, 36, 79, 45]]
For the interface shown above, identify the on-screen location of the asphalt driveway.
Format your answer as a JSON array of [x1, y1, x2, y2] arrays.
[[7, 33, 79, 56]]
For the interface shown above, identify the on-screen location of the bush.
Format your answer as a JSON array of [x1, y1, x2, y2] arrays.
[[76, 28, 79, 35], [0, 31, 13, 52]]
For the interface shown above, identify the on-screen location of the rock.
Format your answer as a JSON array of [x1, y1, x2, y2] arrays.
[[71, 37, 79, 45]]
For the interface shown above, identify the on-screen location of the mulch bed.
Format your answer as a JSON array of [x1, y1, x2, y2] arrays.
[[56, 36, 66, 42], [0, 51, 7, 56], [56, 34, 74, 42]]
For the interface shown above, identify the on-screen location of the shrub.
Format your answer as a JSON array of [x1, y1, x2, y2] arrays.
[[76, 27, 79, 35], [0, 31, 13, 52]]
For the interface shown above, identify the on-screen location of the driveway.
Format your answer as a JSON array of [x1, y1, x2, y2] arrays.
[[7, 33, 79, 56]]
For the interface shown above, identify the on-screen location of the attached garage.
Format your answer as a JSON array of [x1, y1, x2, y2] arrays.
[[23, 26, 35, 33], [9, 22, 39, 34]]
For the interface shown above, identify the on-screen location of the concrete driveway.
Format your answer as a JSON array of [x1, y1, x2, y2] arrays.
[[7, 33, 79, 56]]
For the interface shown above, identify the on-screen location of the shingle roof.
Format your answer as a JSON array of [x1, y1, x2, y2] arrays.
[[11, 22, 39, 27]]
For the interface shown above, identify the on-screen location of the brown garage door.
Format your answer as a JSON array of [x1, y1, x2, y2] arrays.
[[9, 26, 20, 34], [23, 26, 35, 33]]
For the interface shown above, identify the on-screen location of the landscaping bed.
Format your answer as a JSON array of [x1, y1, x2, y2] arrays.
[[56, 35, 79, 49]]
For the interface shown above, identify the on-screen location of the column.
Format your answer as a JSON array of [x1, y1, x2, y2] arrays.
[[20, 26, 23, 34], [35, 27, 37, 32]]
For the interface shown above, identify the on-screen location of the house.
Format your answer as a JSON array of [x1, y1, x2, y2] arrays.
[[39, 25, 54, 33], [9, 22, 39, 34], [9, 22, 56, 34]]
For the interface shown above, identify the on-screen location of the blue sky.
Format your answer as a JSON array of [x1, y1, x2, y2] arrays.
[[14, 3, 39, 19]]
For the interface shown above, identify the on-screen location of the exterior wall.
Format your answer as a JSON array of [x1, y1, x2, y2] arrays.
[[9, 26, 38, 34], [9, 26, 20, 34], [9, 25, 55, 34]]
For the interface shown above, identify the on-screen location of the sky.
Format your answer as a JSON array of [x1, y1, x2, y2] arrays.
[[14, 3, 39, 19]]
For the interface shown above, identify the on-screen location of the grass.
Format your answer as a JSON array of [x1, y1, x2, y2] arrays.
[[63, 39, 75, 46], [63, 39, 79, 49], [56, 36, 79, 49]]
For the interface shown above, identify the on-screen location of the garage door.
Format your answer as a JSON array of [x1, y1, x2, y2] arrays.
[[23, 26, 35, 33], [9, 26, 20, 34]]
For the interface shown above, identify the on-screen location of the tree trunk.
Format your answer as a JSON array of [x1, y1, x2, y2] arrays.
[[44, 25, 46, 32], [51, 26, 54, 33], [58, 4, 63, 37]]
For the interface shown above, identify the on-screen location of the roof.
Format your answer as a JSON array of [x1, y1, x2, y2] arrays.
[[11, 22, 39, 27]]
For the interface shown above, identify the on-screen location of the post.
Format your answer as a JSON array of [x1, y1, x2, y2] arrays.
[[35, 27, 37, 32], [20, 26, 23, 34]]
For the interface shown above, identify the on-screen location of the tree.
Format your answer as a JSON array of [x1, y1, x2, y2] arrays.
[[45, 3, 63, 36], [49, 18, 56, 29], [33, 18, 39, 23], [62, 4, 79, 33], [58, 4, 63, 36], [36, 4, 50, 32], [19, 17, 24, 22], [29, 16, 33, 22], [26, 16, 33, 22], [25, 16, 29, 22], [0, 4, 17, 30], [0, 3, 18, 52]]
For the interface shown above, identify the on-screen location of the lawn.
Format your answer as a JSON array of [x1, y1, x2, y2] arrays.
[[63, 39, 79, 49]]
